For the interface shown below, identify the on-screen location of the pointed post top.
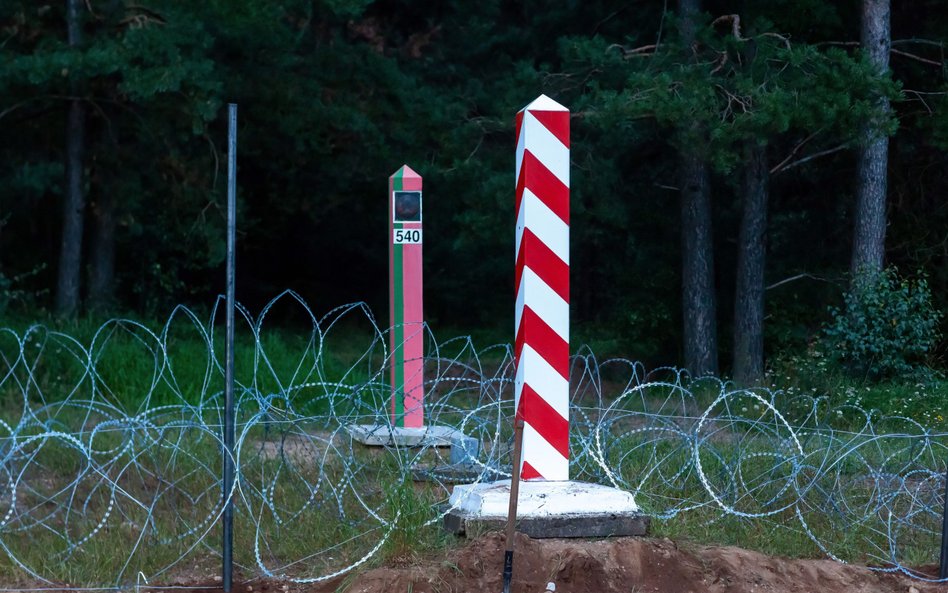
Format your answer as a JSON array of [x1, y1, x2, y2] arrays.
[[391, 164, 422, 180], [519, 94, 568, 113]]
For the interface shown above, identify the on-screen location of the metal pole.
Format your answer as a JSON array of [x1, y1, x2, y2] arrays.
[[222, 103, 237, 593], [940, 466, 948, 579], [502, 417, 525, 593]]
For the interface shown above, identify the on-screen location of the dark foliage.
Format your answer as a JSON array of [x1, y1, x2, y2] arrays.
[[0, 0, 945, 370]]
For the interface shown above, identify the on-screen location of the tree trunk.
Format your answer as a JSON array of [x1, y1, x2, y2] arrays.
[[680, 149, 718, 377], [733, 141, 768, 386], [851, 0, 890, 276], [678, 0, 718, 377], [679, 0, 700, 43], [88, 190, 116, 312], [55, 0, 85, 317]]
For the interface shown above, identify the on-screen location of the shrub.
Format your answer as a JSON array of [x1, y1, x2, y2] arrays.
[[824, 267, 943, 379]]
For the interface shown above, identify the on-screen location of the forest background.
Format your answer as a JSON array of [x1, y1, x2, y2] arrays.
[[1, 0, 945, 394]]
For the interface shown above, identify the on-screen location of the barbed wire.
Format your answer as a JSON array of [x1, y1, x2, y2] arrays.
[[0, 292, 945, 587]]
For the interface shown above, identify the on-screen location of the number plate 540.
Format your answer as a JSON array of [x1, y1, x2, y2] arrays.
[[394, 229, 422, 244]]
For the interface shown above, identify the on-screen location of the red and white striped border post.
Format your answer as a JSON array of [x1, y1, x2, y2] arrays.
[[514, 95, 570, 481]]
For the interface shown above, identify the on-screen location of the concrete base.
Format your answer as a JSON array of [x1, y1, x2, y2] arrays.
[[346, 424, 468, 447], [445, 480, 649, 538], [411, 463, 505, 483]]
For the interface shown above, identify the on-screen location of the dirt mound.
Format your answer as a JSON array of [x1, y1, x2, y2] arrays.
[[324, 533, 945, 593]]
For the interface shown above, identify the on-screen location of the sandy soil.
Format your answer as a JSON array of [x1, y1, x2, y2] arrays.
[[137, 533, 947, 593]]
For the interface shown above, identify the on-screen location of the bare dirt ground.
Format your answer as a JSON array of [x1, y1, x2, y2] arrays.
[[146, 533, 947, 593]]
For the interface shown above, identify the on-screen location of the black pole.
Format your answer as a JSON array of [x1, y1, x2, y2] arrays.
[[222, 103, 238, 593], [502, 418, 525, 593], [940, 466, 948, 579]]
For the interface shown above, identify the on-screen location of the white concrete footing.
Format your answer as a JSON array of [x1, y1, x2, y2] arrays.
[[444, 480, 648, 538], [346, 424, 467, 447]]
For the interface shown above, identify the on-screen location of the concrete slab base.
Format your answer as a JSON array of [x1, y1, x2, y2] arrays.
[[411, 463, 505, 483], [444, 480, 649, 538], [346, 424, 468, 447]]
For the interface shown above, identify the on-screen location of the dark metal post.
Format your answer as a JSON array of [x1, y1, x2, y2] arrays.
[[502, 417, 525, 593], [222, 103, 238, 593], [940, 467, 948, 579]]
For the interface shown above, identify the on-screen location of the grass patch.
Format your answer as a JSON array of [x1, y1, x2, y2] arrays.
[[2, 311, 947, 585], [768, 350, 948, 430]]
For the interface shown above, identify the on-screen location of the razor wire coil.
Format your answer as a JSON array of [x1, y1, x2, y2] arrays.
[[0, 292, 946, 586]]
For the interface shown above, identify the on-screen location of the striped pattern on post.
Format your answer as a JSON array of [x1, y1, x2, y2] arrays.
[[514, 95, 570, 481], [389, 165, 425, 428]]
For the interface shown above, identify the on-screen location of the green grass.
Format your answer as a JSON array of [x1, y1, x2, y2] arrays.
[[767, 350, 948, 431], [2, 312, 947, 585], [0, 420, 460, 585], [608, 430, 944, 568], [2, 406, 945, 585], [0, 312, 386, 412]]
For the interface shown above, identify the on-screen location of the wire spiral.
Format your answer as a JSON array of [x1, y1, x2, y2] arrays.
[[0, 292, 945, 587]]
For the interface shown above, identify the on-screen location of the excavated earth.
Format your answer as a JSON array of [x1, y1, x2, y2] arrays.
[[143, 533, 946, 593]]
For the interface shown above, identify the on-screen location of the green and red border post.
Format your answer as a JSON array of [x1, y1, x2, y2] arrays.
[[349, 165, 472, 457], [389, 165, 425, 428]]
